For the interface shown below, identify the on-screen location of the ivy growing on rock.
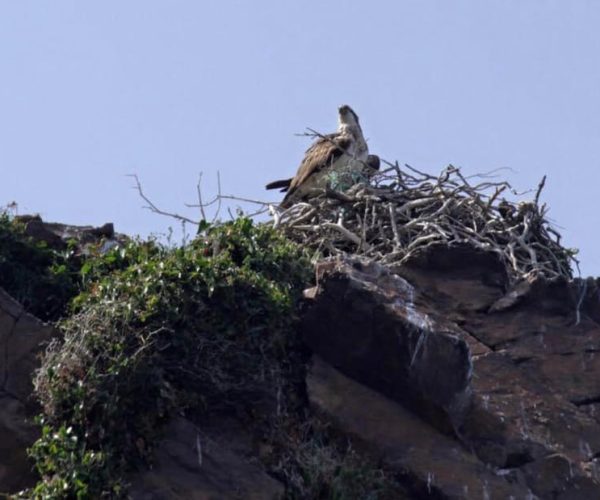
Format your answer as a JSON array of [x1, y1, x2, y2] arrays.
[[26, 218, 313, 497], [15, 217, 403, 499]]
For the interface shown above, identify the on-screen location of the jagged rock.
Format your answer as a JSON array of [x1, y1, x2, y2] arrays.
[[520, 454, 600, 500], [396, 247, 600, 455], [15, 215, 66, 249], [14, 214, 124, 253], [302, 257, 472, 433], [0, 287, 57, 492], [303, 252, 600, 497], [0, 395, 39, 493], [307, 356, 530, 499], [129, 417, 284, 500], [461, 351, 600, 473], [390, 245, 509, 315]]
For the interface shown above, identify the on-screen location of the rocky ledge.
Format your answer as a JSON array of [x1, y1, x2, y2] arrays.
[[303, 247, 600, 498]]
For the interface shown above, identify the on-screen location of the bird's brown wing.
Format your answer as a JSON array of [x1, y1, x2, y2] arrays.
[[282, 134, 351, 206]]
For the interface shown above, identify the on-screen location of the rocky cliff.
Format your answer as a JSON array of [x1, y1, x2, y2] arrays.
[[2, 167, 600, 499], [303, 250, 600, 498]]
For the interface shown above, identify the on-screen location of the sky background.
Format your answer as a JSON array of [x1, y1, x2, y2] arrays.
[[1, 2, 599, 275]]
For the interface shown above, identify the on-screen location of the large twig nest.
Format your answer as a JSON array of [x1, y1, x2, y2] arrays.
[[271, 163, 576, 283]]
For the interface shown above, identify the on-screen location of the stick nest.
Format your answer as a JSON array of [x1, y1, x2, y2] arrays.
[[271, 163, 576, 283]]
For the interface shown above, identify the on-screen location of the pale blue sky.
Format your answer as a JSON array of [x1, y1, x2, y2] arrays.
[[1, 2, 599, 274]]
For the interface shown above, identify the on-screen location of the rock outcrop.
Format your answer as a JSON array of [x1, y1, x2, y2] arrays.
[[14, 214, 125, 253], [303, 249, 600, 498], [308, 356, 530, 498], [0, 287, 57, 492], [130, 417, 284, 500]]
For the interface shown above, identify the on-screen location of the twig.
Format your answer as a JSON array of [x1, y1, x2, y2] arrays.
[[388, 203, 401, 248], [186, 194, 270, 208], [321, 222, 363, 247], [534, 175, 547, 206], [128, 174, 199, 225], [196, 173, 207, 221], [213, 171, 222, 223]]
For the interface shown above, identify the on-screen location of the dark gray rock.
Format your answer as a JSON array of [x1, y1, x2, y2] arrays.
[[303, 252, 600, 497], [14, 214, 124, 253], [0, 287, 57, 493], [129, 417, 284, 500], [307, 356, 530, 499], [302, 257, 473, 433]]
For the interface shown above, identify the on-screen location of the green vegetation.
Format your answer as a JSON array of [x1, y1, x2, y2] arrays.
[[277, 422, 403, 499], [5, 216, 400, 498], [26, 218, 309, 497], [0, 214, 80, 321]]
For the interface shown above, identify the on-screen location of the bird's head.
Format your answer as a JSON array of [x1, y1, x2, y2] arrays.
[[338, 105, 361, 130]]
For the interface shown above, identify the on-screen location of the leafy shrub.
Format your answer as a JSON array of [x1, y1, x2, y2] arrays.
[[28, 218, 313, 497], [276, 421, 405, 500], [22, 216, 403, 498]]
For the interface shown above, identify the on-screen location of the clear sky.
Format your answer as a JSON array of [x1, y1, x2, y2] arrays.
[[1, 2, 599, 275]]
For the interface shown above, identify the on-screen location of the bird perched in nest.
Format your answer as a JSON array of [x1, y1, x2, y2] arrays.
[[266, 105, 379, 208]]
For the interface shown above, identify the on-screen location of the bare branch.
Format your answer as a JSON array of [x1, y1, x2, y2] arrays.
[[128, 174, 199, 225], [213, 171, 223, 223], [196, 173, 207, 221], [534, 175, 547, 206]]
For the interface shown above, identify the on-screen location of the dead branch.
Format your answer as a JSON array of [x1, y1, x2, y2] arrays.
[[534, 175, 547, 206], [129, 174, 198, 225], [131, 173, 272, 228]]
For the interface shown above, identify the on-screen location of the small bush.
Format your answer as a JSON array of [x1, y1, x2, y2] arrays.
[[28, 218, 313, 497], [23, 216, 403, 498], [276, 421, 405, 500]]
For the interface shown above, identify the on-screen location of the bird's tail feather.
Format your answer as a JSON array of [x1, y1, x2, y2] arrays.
[[265, 178, 292, 191]]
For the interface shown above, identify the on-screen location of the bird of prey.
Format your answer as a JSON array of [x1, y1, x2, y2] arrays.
[[266, 105, 376, 208]]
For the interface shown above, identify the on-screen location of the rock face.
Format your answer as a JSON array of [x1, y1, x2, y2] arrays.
[[0, 287, 57, 492], [304, 258, 473, 434], [303, 250, 600, 499], [129, 417, 284, 500], [308, 356, 530, 498], [14, 214, 125, 253]]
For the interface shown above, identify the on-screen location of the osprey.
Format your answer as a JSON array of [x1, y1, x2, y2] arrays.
[[266, 105, 377, 208]]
